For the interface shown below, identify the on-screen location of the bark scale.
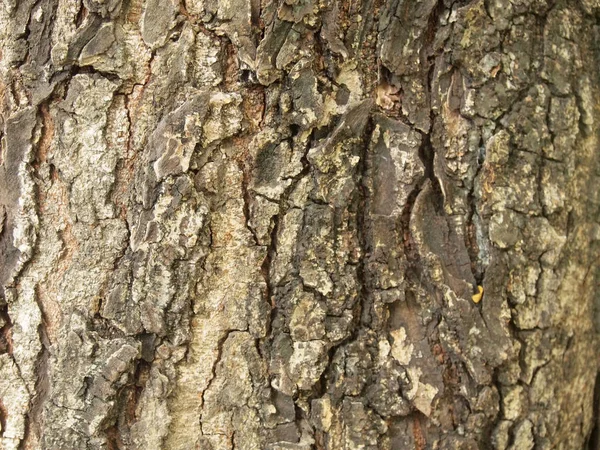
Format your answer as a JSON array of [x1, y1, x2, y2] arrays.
[[0, 0, 599, 449]]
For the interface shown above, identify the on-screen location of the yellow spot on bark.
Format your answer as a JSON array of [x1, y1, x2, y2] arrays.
[[472, 285, 484, 304]]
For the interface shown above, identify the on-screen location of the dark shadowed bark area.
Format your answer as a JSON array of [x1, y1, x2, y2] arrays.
[[0, 0, 599, 448]]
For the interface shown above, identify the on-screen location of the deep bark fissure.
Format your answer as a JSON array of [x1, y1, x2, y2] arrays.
[[356, 117, 375, 328]]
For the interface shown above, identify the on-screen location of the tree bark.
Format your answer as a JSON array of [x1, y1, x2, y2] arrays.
[[0, 0, 599, 448]]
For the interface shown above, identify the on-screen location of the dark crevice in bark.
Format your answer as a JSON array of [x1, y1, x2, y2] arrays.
[[356, 117, 375, 328], [230, 430, 237, 450], [239, 159, 261, 247], [105, 358, 151, 449], [75, 4, 88, 29], [588, 371, 600, 450], [62, 63, 123, 87], [261, 214, 278, 313], [418, 133, 436, 186], [465, 219, 483, 285], [0, 308, 12, 355], [399, 183, 423, 268], [249, 0, 261, 36], [314, 344, 335, 399], [0, 398, 6, 438], [418, 134, 444, 216], [466, 132, 486, 285]]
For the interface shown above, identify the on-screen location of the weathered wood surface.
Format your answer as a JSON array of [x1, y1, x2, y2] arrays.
[[0, 0, 599, 448]]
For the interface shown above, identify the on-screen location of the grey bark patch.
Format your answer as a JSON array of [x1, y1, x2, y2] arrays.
[[0, 108, 36, 297], [141, 0, 179, 48]]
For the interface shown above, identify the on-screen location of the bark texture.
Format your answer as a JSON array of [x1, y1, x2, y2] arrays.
[[0, 0, 599, 449]]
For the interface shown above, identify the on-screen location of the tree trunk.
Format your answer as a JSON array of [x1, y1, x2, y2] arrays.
[[0, 0, 599, 448]]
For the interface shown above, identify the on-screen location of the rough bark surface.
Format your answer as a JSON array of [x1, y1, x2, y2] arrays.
[[0, 0, 599, 449]]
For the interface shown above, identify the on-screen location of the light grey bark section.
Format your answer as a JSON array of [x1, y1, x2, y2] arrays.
[[0, 0, 599, 449]]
